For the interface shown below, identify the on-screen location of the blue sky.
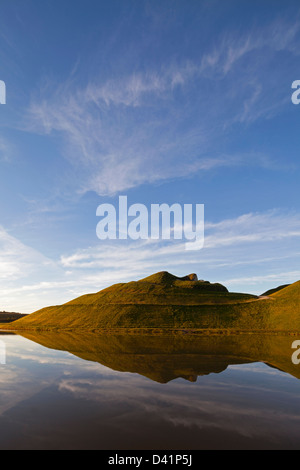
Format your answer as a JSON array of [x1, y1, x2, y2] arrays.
[[1, 0, 300, 312]]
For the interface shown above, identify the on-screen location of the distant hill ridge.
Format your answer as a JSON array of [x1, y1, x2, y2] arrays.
[[1, 272, 300, 332], [0, 312, 27, 323]]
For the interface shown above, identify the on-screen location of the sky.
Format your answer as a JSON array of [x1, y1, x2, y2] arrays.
[[1, 0, 300, 312]]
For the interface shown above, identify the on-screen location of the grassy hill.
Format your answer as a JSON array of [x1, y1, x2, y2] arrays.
[[1, 271, 300, 332]]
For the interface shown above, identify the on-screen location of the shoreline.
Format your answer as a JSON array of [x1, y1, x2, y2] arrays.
[[1, 327, 299, 336]]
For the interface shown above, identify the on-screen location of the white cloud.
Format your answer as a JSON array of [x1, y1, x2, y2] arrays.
[[0, 226, 64, 312], [59, 209, 300, 269], [26, 78, 269, 196], [25, 16, 300, 197], [0, 226, 54, 281], [58, 209, 300, 295], [0, 137, 14, 163], [1, 209, 300, 312], [205, 210, 300, 248], [204, 17, 300, 77], [225, 271, 300, 288]]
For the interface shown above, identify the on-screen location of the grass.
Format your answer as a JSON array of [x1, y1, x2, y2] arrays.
[[1, 272, 300, 333]]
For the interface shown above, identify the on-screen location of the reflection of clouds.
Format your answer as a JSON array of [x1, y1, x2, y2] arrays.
[[0, 335, 139, 419], [57, 366, 300, 442], [6, 335, 113, 372], [0, 335, 77, 416], [9, 350, 81, 366], [1, 335, 300, 448], [0, 363, 49, 416], [228, 363, 288, 376]]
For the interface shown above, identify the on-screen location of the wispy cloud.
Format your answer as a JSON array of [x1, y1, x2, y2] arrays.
[[0, 226, 64, 311], [59, 209, 300, 268], [225, 270, 300, 288], [24, 16, 300, 196], [200, 16, 300, 78], [1, 208, 300, 312], [0, 226, 55, 281], [0, 137, 14, 163], [205, 210, 300, 248], [58, 209, 300, 295]]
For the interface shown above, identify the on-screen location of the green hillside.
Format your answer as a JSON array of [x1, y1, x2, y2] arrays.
[[1, 271, 300, 332]]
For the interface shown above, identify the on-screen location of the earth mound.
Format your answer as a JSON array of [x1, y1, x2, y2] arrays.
[[1, 273, 299, 332]]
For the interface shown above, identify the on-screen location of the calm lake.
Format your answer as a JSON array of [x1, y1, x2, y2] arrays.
[[0, 332, 299, 450]]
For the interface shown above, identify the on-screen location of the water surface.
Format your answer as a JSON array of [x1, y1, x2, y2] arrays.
[[0, 332, 299, 450]]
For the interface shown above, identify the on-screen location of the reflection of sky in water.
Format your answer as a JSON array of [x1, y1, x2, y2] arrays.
[[0, 335, 300, 450]]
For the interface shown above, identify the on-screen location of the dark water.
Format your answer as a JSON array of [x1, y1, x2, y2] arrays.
[[0, 332, 300, 450]]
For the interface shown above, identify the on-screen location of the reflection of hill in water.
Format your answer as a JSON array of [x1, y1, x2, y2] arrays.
[[20, 332, 300, 383]]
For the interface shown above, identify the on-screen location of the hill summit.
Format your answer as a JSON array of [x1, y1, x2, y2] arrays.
[[138, 271, 228, 292]]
